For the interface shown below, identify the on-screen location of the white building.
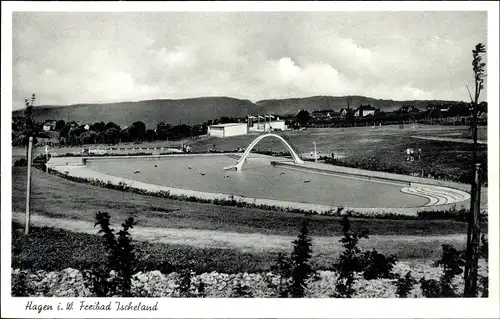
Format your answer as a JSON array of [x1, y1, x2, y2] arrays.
[[249, 120, 287, 132], [208, 123, 248, 138], [354, 105, 376, 117], [42, 120, 57, 131]]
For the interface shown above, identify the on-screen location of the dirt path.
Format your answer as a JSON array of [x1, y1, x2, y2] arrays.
[[12, 212, 467, 255]]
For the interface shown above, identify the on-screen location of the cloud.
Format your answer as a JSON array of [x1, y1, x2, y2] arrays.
[[11, 11, 488, 109]]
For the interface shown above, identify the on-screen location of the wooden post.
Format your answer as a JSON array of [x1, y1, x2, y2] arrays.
[[45, 145, 49, 172], [25, 137, 33, 235], [464, 163, 482, 296], [313, 141, 317, 162]]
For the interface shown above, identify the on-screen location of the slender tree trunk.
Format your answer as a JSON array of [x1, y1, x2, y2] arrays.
[[464, 83, 481, 296]]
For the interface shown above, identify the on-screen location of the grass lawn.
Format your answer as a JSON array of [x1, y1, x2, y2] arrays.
[[11, 167, 483, 237]]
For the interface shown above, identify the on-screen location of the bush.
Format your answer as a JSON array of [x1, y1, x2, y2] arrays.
[[333, 216, 369, 298], [270, 253, 292, 297], [11, 271, 34, 297], [333, 216, 397, 297], [420, 244, 465, 298], [479, 235, 488, 297], [268, 219, 315, 298], [360, 249, 397, 280], [289, 220, 315, 297], [84, 212, 137, 297], [230, 274, 253, 298], [417, 207, 487, 223], [13, 158, 27, 167], [395, 271, 417, 298]]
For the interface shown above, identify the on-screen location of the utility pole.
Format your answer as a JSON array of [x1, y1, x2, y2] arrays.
[[25, 137, 33, 235]]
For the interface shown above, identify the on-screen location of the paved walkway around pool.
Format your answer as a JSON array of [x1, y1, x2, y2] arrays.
[[47, 153, 482, 216], [12, 212, 467, 254]]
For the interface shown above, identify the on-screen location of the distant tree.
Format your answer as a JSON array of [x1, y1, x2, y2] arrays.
[[156, 122, 167, 131], [156, 122, 170, 140], [105, 122, 121, 131], [144, 129, 157, 142], [132, 121, 146, 135], [296, 110, 311, 127], [171, 124, 192, 139], [130, 121, 146, 141], [15, 94, 37, 147], [68, 126, 84, 146], [59, 123, 74, 138], [79, 130, 100, 145], [24, 94, 36, 138], [91, 121, 106, 132], [55, 120, 66, 131], [103, 127, 121, 144]]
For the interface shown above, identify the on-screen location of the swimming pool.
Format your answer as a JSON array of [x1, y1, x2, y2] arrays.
[[85, 154, 430, 208]]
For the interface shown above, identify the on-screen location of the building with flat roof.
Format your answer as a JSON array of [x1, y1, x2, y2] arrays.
[[207, 123, 248, 138], [249, 120, 287, 132]]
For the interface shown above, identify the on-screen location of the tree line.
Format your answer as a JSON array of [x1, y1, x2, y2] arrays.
[[57, 121, 207, 146]]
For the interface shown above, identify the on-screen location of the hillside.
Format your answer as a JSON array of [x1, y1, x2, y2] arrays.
[[255, 96, 458, 115], [12, 95, 464, 127], [13, 97, 261, 128]]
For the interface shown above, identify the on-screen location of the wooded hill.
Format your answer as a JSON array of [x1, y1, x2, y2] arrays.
[[12, 95, 467, 127]]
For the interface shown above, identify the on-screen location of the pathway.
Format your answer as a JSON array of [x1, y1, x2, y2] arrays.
[[12, 212, 467, 254]]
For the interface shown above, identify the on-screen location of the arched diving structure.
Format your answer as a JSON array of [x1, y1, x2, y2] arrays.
[[224, 133, 304, 170]]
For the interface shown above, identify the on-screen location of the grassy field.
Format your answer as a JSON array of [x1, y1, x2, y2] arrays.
[[11, 167, 482, 237]]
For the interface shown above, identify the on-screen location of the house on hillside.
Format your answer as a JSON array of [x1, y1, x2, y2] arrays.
[[43, 120, 57, 131], [312, 109, 335, 120], [339, 108, 351, 119], [397, 105, 421, 114], [84, 124, 90, 131], [354, 104, 377, 117]]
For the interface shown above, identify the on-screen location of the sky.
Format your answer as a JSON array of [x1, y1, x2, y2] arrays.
[[12, 11, 488, 109]]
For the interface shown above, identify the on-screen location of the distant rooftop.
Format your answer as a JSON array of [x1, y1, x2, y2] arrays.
[[209, 123, 247, 127]]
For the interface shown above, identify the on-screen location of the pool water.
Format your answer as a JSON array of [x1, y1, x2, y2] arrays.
[[86, 155, 429, 208]]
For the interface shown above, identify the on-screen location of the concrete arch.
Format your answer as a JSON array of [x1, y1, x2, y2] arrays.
[[224, 133, 304, 170]]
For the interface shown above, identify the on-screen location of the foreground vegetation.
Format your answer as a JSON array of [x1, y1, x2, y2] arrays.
[[11, 215, 488, 298]]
